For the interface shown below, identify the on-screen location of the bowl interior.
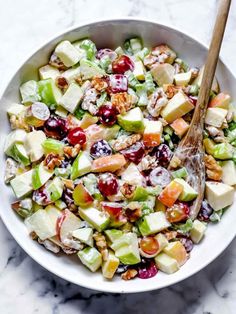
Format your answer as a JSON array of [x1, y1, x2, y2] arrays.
[[0, 19, 236, 293]]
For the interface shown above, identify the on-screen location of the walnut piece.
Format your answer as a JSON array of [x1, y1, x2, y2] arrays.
[[120, 183, 135, 199], [111, 92, 134, 114], [56, 76, 69, 91], [121, 269, 138, 280], [204, 154, 222, 181], [63, 144, 81, 158], [138, 155, 158, 171], [9, 114, 30, 131], [91, 76, 108, 92], [147, 88, 168, 117], [112, 134, 141, 151], [43, 153, 63, 170], [93, 231, 108, 261], [62, 178, 74, 190]]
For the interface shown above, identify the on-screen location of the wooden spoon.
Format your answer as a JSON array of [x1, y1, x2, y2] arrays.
[[169, 0, 231, 219]]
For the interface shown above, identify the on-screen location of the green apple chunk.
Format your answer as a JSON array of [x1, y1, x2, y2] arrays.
[[71, 151, 92, 180], [72, 228, 94, 246], [79, 207, 110, 231], [25, 130, 46, 162], [45, 205, 62, 226], [105, 229, 123, 243], [205, 181, 234, 211], [118, 107, 144, 133], [38, 78, 62, 106], [26, 209, 57, 240], [4, 129, 27, 156], [154, 252, 179, 274], [151, 63, 175, 86], [102, 250, 119, 279], [221, 160, 236, 185], [173, 178, 198, 201], [138, 212, 171, 236], [131, 186, 149, 201], [32, 162, 54, 190], [7, 103, 26, 117], [60, 66, 81, 83], [78, 247, 102, 272], [55, 40, 81, 67], [20, 80, 41, 104], [100, 124, 120, 141], [39, 64, 60, 80], [42, 138, 65, 156], [46, 177, 64, 202], [190, 219, 207, 244], [114, 233, 141, 265], [72, 183, 94, 207], [11, 143, 30, 166], [59, 82, 83, 113], [10, 169, 34, 198], [80, 59, 105, 80]]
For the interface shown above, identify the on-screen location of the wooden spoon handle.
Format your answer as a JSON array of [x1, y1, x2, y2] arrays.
[[190, 0, 231, 130]]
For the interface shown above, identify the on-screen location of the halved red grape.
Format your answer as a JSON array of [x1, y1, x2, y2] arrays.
[[98, 173, 119, 197], [108, 75, 128, 93], [153, 144, 173, 167], [101, 201, 123, 218], [112, 55, 134, 74], [137, 259, 158, 279], [44, 116, 68, 140], [198, 200, 213, 222], [166, 201, 190, 223], [178, 237, 194, 253], [149, 167, 171, 188], [140, 237, 159, 256], [90, 140, 112, 158], [98, 104, 118, 126], [67, 127, 86, 146], [121, 142, 145, 164], [32, 187, 51, 206]]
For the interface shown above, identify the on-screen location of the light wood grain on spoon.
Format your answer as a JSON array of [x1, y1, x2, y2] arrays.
[[170, 0, 231, 219]]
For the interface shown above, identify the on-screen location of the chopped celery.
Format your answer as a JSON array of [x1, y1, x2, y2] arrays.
[[130, 37, 143, 54], [227, 129, 236, 143], [42, 138, 64, 155], [136, 83, 148, 106], [203, 138, 216, 155], [74, 107, 86, 120], [172, 219, 193, 234], [145, 72, 155, 93], [97, 92, 107, 107], [164, 126, 174, 136], [127, 71, 139, 88], [135, 47, 150, 61], [124, 39, 132, 54], [189, 85, 199, 95], [99, 55, 111, 71], [80, 39, 97, 60], [164, 134, 171, 141], [115, 46, 124, 55], [171, 167, 188, 179]]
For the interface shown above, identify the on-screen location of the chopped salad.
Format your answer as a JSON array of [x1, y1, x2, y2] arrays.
[[4, 37, 236, 280]]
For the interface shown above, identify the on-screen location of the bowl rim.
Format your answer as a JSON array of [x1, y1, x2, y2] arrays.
[[0, 17, 235, 294]]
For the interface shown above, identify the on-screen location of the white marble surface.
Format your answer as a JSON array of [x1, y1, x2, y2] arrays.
[[1, 0, 236, 313]]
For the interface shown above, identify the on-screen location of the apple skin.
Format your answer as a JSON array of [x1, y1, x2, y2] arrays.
[[73, 183, 94, 207], [101, 202, 127, 227], [56, 209, 82, 242]]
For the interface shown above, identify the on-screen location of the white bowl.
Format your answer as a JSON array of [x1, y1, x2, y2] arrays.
[[0, 18, 236, 293]]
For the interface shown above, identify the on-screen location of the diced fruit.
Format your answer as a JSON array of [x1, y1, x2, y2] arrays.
[[133, 60, 145, 80], [7, 103, 26, 117], [72, 228, 94, 246], [55, 105, 68, 118], [121, 162, 144, 186], [158, 180, 184, 207], [91, 154, 126, 173], [221, 160, 236, 185], [79, 207, 110, 231], [25, 102, 50, 127], [80, 59, 105, 80], [98, 173, 118, 197], [118, 107, 144, 133], [26, 209, 57, 240], [170, 118, 189, 137], [42, 138, 65, 156], [205, 181, 234, 211], [120, 142, 145, 164], [71, 151, 92, 180], [153, 143, 173, 167], [20, 80, 41, 104], [45, 205, 62, 226], [203, 138, 216, 155], [152, 44, 176, 64], [140, 236, 159, 257], [4, 129, 27, 156], [58, 209, 82, 241], [32, 162, 54, 190], [154, 199, 167, 212], [10, 169, 33, 198], [138, 212, 171, 236], [166, 201, 190, 223], [137, 259, 158, 279], [55, 40, 81, 67], [98, 104, 118, 126], [108, 74, 128, 93], [155, 252, 179, 274], [59, 83, 83, 113], [7, 143, 30, 166], [68, 127, 86, 145], [151, 63, 175, 86], [143, 119, 163, 147], [38, 78, 62, 105], [174, 178, 198, 202], [208, 92, 231, 109], [213, 142, 233, 160], [46, 177, 64, 202], [104, 229, 123, 243], [149, 167, 171, 188], [163, 241, 187, 266], [39, 65, 60, 80], [174, 71, 192, 86], [80, 113, 98, 129], [25, 130, 46, 162], [60, 66, 81, 83], [78, 247, 102, 272], [112, 55, 134, 74], [131, 186, 149, 201], [171, 167, 188, 179], [154, 233, 169, 253], [190, 219, 207, 243], [102, 250, 120, 279], [161, 91, 194, 123], [44, 116, 68, 140], [72, 183, 94, 207], [114, 233, 141, 265], [205, 108, 227, 127], [193, 66, 219, 93]]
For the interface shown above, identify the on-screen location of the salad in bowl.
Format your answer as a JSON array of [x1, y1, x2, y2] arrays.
[[4, 36, 236, 281]]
